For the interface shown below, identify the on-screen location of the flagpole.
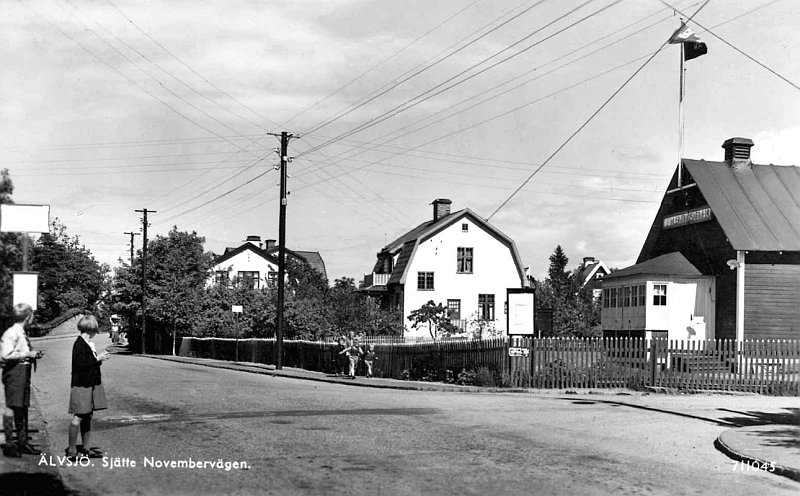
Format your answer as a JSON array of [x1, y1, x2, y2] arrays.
[[678, 36, 685, 187]]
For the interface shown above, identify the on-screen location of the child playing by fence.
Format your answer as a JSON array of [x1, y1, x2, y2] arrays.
[[335, 336, 348, 377], [363, 344, 377, 378], [341, 339, 363, 378]]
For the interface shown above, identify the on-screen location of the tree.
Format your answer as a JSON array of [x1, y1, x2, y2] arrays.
[[0, 169, 23, 327], [408, 300, 455, 340], [31, 219, 109, 322], [112, 227, 212, 351], [534, 246, 601, 338]]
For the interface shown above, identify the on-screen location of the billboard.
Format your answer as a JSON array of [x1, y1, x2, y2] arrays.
[[506, 288, 535, 336], [12, 272, 38, 310], [0, 204, 50, 233]]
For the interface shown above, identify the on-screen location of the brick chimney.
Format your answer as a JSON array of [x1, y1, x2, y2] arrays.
[[245, 235, 262, 248], [264, 239, 276, 249], [432, 198, 452, 221], [722, 137, 754, 169], [583, 256, 596, 269]]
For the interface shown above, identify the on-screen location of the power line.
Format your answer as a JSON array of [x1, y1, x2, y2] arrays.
[[293, 3, 679, 178], [103, 0, 281, 129], [661, 0, 799, 92], [297, 0, 616, 158], [278, 0, 482, 128], [299, 0, 550, 138], [487, 0, 712, 220]]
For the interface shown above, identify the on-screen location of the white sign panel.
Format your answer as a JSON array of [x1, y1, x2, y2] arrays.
[[0, 204, 50, 233], [12, 272, 38, 310], [508, 347, 530, 357], [231, 305, 243, 313], [507, 290, 535, 336]]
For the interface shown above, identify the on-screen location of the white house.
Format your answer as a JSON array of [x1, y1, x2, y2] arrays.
[[210, 235, 327, 289], [601, 252, 715, 341], [360, 199, 528, 339]]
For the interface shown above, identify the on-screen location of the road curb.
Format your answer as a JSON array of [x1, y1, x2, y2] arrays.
[[141, 354, 490, 393], [715, 429, 800, 483], [140, 355, 650, 397]]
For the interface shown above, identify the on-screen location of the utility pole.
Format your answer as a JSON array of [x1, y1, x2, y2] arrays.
[[269, 131, 295, 370], [134, 209, 155, 354], [123, 231, 140, 264]]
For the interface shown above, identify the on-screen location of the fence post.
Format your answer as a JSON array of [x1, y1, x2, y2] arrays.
[[649, 339, 657, 387]]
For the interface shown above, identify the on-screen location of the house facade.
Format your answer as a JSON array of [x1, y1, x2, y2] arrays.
[[602, 137, 800, 341], [360, 199, 528, 339], [573, 256, 610, 300], [210, 235, 327, 289]]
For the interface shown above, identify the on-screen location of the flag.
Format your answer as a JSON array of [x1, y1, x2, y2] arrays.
[[669, 24, 707, 61]]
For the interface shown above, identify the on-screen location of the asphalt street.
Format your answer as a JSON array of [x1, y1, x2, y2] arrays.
[[29, 334, 800, 496]]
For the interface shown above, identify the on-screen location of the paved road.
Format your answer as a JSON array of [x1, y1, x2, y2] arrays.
[[30, 335, 800, 496]]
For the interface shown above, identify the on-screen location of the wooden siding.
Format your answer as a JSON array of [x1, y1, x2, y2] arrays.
[[745, 264, 800, 340]]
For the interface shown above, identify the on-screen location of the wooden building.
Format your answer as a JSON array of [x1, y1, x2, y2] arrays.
[[602, 137, 800, 341]]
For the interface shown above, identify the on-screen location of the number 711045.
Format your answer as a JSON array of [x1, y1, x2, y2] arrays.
[[731, 460, 775, 472]]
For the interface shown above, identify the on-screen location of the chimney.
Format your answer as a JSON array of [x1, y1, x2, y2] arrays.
[[265, 239, 276, 250], [245, 235, 262, 249], [583, 257, 596, 269], [722, 137, 754, 169], [432, 198, 452, 221]]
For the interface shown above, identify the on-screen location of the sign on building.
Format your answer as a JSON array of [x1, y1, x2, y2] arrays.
[[663, 206, 712, 230], [506, 288, 535, 336]]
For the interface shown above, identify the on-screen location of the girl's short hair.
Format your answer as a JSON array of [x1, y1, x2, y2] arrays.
[[77, 315, 99, 334]]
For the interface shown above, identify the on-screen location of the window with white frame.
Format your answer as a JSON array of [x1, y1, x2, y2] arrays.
[[447, 299, 461, 320], [417, 271, 434, 290], [630, 285, 638, 307], [214, 271, 229, 287], [457, 247, 473, 274], [478, 294, 495, 320], [623, 286, 631, 307], [238, 271, 259, 289], [461, 223, 469, 232], [653, 284, 667, 306]]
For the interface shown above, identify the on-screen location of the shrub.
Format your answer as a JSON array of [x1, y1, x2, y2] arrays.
[[475, 367, 496, 387], [456, 369, 477, 385]]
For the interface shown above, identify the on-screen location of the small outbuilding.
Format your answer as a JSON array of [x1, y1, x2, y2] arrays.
[[602, 137, 800, 341]]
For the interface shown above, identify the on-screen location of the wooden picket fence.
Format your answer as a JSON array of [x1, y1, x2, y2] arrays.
[[177, 337, 800, 395]]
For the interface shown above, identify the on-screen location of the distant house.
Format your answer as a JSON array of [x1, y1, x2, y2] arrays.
[[359, 199, 528, 338], [573, 256, 610, 300], [210, 235, 327, 289], [602, 137, 800, 341]]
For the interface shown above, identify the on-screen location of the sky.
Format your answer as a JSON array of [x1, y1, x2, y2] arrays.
[[2, 0, 800, 281]]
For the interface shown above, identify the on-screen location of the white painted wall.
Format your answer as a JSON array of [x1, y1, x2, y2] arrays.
[[602, 276, 715, 341], [402, 216, 522, 338], [209, 248, 277, 288]]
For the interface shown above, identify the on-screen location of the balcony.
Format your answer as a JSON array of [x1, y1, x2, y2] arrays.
[[361, 272, 390, 290]]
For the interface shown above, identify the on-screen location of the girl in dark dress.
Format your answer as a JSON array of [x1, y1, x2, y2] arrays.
[[65, 315, 109, 460]]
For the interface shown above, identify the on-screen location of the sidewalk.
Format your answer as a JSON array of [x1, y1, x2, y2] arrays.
[[716, 425, 800, 482], [0, 391, 75, 495], [144, 353, 800, 484]]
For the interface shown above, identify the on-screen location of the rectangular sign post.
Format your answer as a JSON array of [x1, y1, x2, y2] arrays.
[[506, 288, 536, 380], [12, 273, 38, 310], [1, 204, 50, 313], [232, 305, 244, 362]]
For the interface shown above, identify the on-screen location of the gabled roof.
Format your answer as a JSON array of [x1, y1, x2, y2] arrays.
[[605, 252, 702, 280], [683, 159, 800, 251], [574, 260, 610, 286], [213, 243, 277, 267], [377, 208, 527, 286], [213, 243, 328, 280]]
